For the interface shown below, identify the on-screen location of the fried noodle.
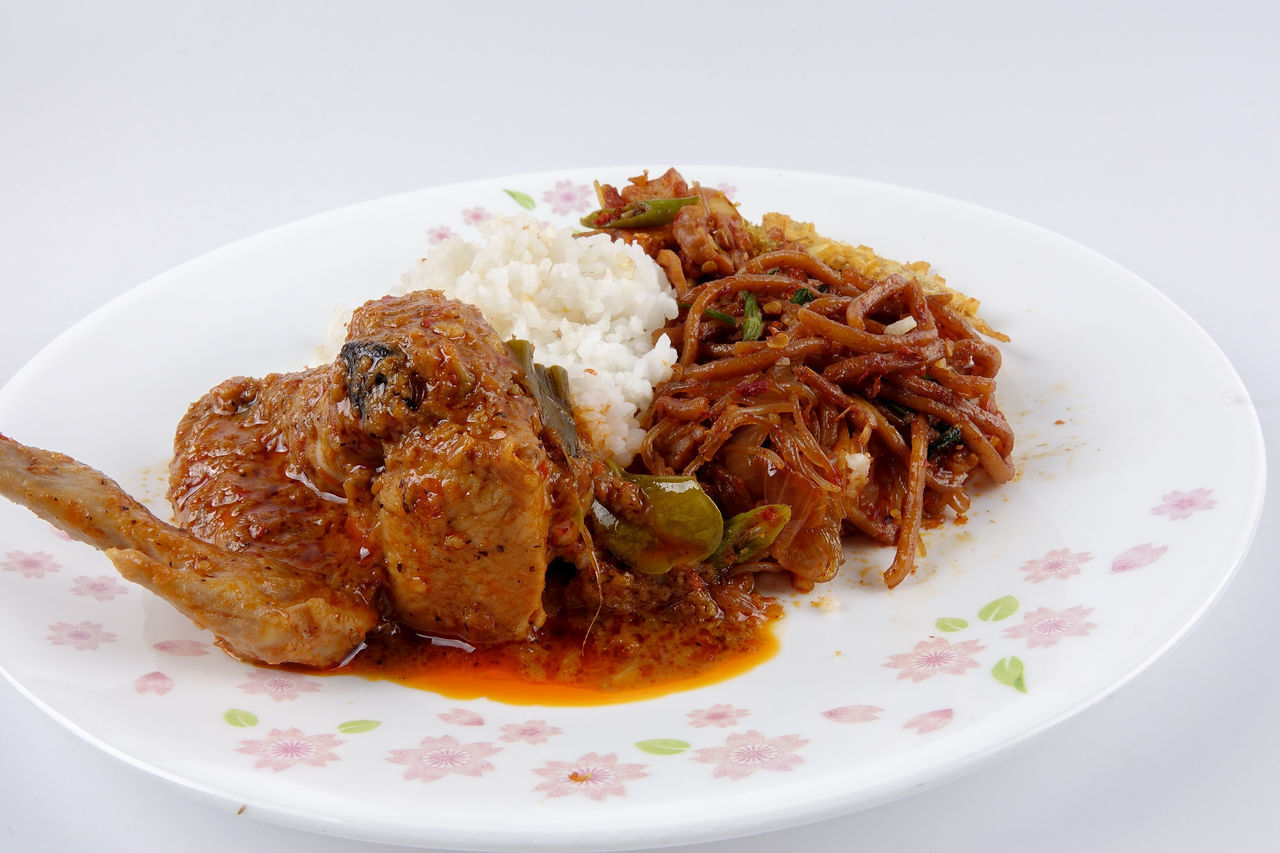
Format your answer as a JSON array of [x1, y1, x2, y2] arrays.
[[588, 169, 1015, 590]]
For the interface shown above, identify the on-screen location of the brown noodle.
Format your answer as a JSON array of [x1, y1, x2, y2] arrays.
[[590, 170, 1014, 590]]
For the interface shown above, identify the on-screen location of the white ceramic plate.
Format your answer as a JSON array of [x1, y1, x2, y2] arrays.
[[0, 168, 1264, 851]]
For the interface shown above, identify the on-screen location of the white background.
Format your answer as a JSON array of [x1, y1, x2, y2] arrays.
[[1, 2, 1276, 851]]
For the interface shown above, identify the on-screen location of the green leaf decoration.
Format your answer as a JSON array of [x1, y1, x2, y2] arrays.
[[223, 708, 258, 728], [992, 656, 1028, 693], [337, 719, 381, 734], [978, 595, 1019, 622], [935, 617, 969, 632], [504, 189, 536, 210], [635, 738, 691, 756]]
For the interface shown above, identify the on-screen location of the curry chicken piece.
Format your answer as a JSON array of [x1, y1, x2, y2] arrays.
[[168, 370, 382, 599], [171, 290, 588, 649], [0, 290, 594, 668], [0, 433, 378, 668], [340, 293, 582, 645]]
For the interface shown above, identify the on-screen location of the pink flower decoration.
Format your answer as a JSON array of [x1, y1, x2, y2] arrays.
[[885, 637, 985, 682], [48, 525, 72, 541], [686, 703, 750, 728], [822, 704, 883, 724], [715, 183, 738, 201], [439, 708, 485, 727], [905, 709, 954, 734], [1111, 543, 1168, 573], [71, 575, 128, 601], [387, 735, 502, 782], [499, 720, 562, 744], [134, 671, 173, 695], [426, 225, 457, 244], [153, 639, 210, 656], [1019, 547, 1092, 583], [1152, 489, 1216, 521], [1003, 606, 1097, 648], [533, 752, 647, 800], [3, 550, 60, 578], [237, 727, 343, 772], [46, 621, 116, 650], [540, 180, 593, 215], [693, 730, 808, 780], [237, 669, 321, 702], [460, 206, 491, 226]]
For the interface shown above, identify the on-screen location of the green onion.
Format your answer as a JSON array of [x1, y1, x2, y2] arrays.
[[882, 400, 915, 420], [741, 293, 763, 341], [928, 425, 964, 456], [789, 288, 816, 305], [677, 301, 738, 325]]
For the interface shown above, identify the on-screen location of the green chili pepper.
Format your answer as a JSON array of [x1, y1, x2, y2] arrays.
[[741, 292, 763, 341], [505, 339, 579, 457], [591, 472, 724, 575], [580, 196, 699, 229], [709, 504, 792, 568]]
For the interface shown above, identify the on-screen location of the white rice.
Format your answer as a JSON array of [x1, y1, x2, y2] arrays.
[[392, 214, 679, 462]]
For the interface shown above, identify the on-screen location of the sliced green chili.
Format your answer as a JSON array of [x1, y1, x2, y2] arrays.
[[710, 504, 792, 568], [591, 470, 724, 575], [505, 339, 579, 457], [580, 196, 699, 229]]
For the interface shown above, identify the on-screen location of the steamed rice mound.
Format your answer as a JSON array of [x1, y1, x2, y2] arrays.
[[396, 215, 679, 462]]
